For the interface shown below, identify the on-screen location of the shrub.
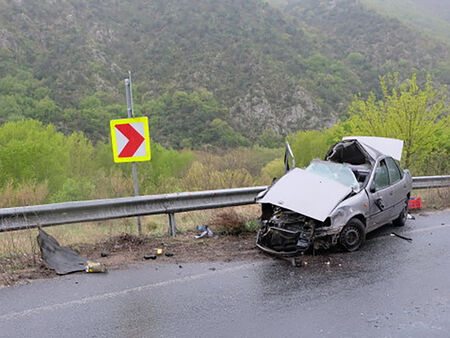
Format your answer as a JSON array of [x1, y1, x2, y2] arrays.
[[210, 209, 248, 235]]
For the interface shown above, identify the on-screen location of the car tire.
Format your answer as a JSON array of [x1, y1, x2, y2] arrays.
[[339, 218, 365, 252], [393, 202, 408, 227]]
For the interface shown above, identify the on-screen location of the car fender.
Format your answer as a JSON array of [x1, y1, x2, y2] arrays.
[[323, 192, 370, 235]]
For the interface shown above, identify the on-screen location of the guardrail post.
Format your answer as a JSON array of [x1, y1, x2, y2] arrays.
[[168, 213, 176, 237]]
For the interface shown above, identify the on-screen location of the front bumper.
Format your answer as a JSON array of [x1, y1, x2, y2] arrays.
[[256, 225, 341, 257], [256, 227, 302, 257]]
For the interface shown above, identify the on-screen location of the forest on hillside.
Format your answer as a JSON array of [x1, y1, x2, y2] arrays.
[[0, 0, 448, 206], [0, 0, 448, 147]]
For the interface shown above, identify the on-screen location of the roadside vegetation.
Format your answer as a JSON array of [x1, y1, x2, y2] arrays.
[[0, 73, 447, 207], [0, 73, 448, 283]]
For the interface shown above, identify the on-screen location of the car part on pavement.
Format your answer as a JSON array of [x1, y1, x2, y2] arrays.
[[37, 229, 106, 275], [390, 232, 412, 242]]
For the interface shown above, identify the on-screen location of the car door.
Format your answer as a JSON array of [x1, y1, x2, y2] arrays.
[[367, 159, 397, 230], [385, 156, 408, 217]]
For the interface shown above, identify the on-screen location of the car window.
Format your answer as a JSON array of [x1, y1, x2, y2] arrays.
[[385, 157, 402, 184], [394, 160, 404, 179], [306, 160, 359, 190], [374, 160, 389, 190]]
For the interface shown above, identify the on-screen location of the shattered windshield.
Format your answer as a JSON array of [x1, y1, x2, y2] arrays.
[[306, 160, 359, 190]]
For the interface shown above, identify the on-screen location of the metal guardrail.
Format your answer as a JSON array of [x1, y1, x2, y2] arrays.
[[0, 187, 266, 234], [0, 176, 448, 234], [410, 175, 450, 189]]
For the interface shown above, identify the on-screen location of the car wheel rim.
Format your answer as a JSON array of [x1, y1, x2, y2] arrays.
[[344, 228, 360, 247]]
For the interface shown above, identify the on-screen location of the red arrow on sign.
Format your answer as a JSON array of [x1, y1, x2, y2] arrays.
[[115, 124, 145, 157]]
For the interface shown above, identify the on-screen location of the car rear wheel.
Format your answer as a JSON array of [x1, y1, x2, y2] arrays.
[[339, 218, 365, 252], [393, 202, 408, 227]]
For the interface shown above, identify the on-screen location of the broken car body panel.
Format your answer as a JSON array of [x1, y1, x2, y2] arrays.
[[342, 136, 404, 162], [256, 137, 412, 256], [257, 167, 352, 222]]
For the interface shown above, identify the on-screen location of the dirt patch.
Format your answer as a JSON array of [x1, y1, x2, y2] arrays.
[[0, 231, 267, 287]]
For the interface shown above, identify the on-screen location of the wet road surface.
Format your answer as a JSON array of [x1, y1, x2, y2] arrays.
[[0, 210, 449, 337]]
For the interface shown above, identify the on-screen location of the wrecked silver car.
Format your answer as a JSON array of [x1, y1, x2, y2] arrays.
[[256, 136, 412, 256]]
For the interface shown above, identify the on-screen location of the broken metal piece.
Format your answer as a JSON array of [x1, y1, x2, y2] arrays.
[[390, 232, 412, 242], [195, 226, 214, 239]]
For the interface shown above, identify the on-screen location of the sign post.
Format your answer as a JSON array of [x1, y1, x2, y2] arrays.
[[110, 73, 151, 236], [127, 74, 141, 235], [127, 73, 141, 235]]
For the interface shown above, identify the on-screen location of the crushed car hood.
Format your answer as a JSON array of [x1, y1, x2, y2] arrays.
[[257, 168, 352, 222]]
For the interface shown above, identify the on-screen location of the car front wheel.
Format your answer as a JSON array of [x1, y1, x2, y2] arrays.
[[339, 218, 365, 252]]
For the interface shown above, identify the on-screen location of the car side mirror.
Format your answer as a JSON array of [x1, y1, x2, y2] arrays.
[[369, 181, 376, 193]]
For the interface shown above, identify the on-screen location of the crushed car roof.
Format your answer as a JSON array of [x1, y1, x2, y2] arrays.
[[342, 136, 403, 161]]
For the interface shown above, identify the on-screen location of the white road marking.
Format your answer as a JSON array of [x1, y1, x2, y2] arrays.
[[0, 262, 266, 321]]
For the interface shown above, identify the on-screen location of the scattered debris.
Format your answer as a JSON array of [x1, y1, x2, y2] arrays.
[[101, 252, 109, 257], [165, 252, 174, 257], [155, 248, 163, 255], [407, 214, 415, 220], [2, 231, 260, 286], [195, 225, 214, 239], [37, 229, 87, 275], [290, 257, 307, 267], [144, 254, 157, 260], [390, 232, 412, 242], [85, 261, 107, 273], [209, 267, 216, 271]]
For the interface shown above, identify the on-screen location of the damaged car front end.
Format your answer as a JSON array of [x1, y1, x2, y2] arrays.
[[256, 137, 412, 256]]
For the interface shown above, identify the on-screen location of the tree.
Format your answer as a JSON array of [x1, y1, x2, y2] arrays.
[[343, 73, 449, 173], [147, 89, 239, 149], [0, 120, 67, 192], [288, 128, 341, 168]]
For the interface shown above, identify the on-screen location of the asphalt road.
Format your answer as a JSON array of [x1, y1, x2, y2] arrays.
[[0, 210, 449, 338]]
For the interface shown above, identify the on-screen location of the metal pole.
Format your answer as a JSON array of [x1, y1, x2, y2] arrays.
[[168, 213, 176, 237], [125, 73, 142, 236]]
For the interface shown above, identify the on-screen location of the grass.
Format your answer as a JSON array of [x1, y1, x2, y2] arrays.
[[411, 187, 450, 210]]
